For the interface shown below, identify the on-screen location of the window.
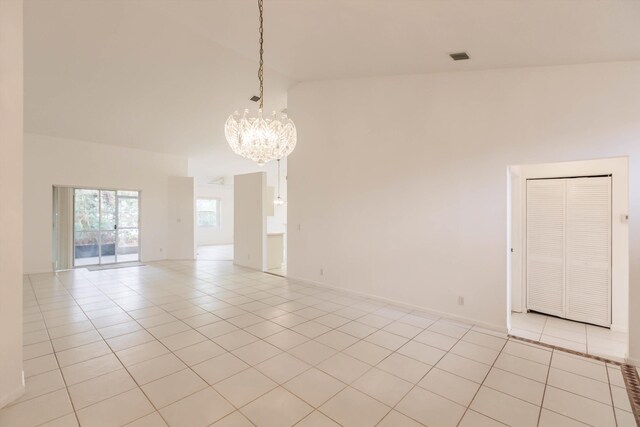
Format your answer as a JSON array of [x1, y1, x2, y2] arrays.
[[197, 198, 220, 227]]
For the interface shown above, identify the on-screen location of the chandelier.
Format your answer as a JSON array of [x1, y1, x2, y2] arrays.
[[224, 0, 297, 166]]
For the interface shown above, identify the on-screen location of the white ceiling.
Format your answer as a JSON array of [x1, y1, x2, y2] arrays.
[[24, 0, 640, 163]]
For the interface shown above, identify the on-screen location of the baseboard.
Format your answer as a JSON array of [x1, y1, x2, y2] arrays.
[[286, 275, 508, 335], [0, 372, 25, 409]]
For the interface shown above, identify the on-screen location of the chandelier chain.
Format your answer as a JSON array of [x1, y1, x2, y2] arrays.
[[258, 0, 264, 109]]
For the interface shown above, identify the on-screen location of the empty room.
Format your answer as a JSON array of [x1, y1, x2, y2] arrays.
[[1, 1, 640, 426]]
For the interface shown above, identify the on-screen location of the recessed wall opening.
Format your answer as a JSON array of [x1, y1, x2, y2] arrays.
[[507, 157, 629, 362]]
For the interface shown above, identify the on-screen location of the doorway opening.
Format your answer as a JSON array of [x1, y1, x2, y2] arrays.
[[53, 186, 140, 269], [507, 158, 629, 362]]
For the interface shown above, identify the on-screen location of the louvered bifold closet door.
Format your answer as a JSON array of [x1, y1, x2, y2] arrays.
[[526, 179, 566, 317], [565, 177, 611, 327]]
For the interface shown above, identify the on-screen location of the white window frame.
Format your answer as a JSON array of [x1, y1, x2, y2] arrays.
[[196, 198, 221, 228]]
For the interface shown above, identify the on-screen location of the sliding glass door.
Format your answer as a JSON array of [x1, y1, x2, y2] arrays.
[[73, 188, 139, 266]]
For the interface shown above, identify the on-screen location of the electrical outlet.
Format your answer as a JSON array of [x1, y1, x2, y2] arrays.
[[320, 268, 324, 276], [248, 254, 251, 260], [458, 296, 465, 306], [159, 248, 163, 253], [297, 224, 301, 231]]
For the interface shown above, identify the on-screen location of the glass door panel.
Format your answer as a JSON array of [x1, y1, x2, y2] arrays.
[[100, 230, 116, 264], [117, 229, 139, 262], [74, 188, 140, 266], [74, 189, 100, 266]]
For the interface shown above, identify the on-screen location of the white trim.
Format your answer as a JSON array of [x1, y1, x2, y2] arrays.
[[0, 372, 25, 409], [286, 275, 508, 335]]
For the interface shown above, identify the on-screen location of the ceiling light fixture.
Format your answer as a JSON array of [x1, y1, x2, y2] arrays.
[[224, 0, 297, 166]]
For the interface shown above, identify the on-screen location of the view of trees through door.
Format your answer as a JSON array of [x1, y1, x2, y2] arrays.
[[74, 188, 140, 266]]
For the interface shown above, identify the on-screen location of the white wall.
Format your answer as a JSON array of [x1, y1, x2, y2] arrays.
[[0, 0, 24, 407], [287, 61, 640, 361], [234, 172, 266, 270], [168, 176, 196, 260], [195, 183, 233, 246], [510, 158, 629, 334], [23, 133, 191, 273]]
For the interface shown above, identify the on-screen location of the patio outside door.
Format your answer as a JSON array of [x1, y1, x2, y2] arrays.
[[73, 188, 140, 266]]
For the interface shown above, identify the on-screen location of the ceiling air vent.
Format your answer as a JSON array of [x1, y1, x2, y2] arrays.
[[250, 95, 261, 102], [449, 52, 470, 61]]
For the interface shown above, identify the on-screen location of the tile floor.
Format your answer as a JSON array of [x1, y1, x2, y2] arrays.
[[511, 311, 628, 362], [2, 260, 637, 426]]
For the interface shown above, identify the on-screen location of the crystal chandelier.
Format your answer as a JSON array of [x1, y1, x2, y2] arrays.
[[224, 0, 297, 166]]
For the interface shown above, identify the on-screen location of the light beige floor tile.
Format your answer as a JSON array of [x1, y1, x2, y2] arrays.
[[127, 353, 186, 385], [382, 321, 422, 339], [502, 340, 551, 365], [428, 321, 469, 339], [509, 328, 542, 341], [192, 352, 249, 385], [213, 368, 277, 407], [291, 321, 332, 338], [98, 321, 142, 339], [159, 329, 206, 351], [607, 365, 625, 388], [212, 329, 259, 351], [418, 367, 480, 407], [232, 340, 282, 365], [160, 388, 234, 426], [243, 321, 286, 338], [376, 352, 432, 383], [493, 352, 549, 383], [310, 331, 359, 353], [413, 330, 458, 351], [68, 368, 137, 409], [210, 411, 254, 427], [542, 386, 616, 427], [615, 408, 637, 427], [137, 313, 177, 329], [610, 385, 632, 412], [450, 340, 500, 365], [11, 369, 65, 405], [470, 386, 539, 427], [547, 366, 612, 404], [147, 321, 191, 339], [483, 367, 545, 405], [435, 352, 490, 383], [256, 352, 310, 383], [458, 409, 507, 426], [115, 340, 170, 367], [352, 367, 412, 406], [396, 386, 466, 427], [62, 353, 123, 385], [141, 368, 208, 409], [23, 354, 58, 378], [262, 330, 309, 351], [173, 339, 225, 366], [124, 411, 168, 426], [23, 340, 54, 360], [47, 320, 95, 340], [288, 340, 337, 366], [241, 387, 313, 427], [40, 413, 80, 427], [296, 411, 341, 427], [461, 330, 506, 351], [551, 352, 608, 382], [23, 329, 51, 346], [283, 368, 346, 407], [541, 335, 587, 353], [398, 340, 447, 365], [337, 321, 377, 339], [377, 410, 423, 427], [106, 330, 156, 352], [0, 389, 73, 427], [364, 330, 409, 351], [538, 409, 590, 427], [52, 330, 102, 352], [343, 340, 392, 366], [317, 352, 370, 384], [76, 388, 154, 427], [319, 387, 390, 426], [57, 340, 112, 367]]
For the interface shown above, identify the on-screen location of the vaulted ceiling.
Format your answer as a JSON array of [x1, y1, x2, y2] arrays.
[[24, 0, 640, 166]]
